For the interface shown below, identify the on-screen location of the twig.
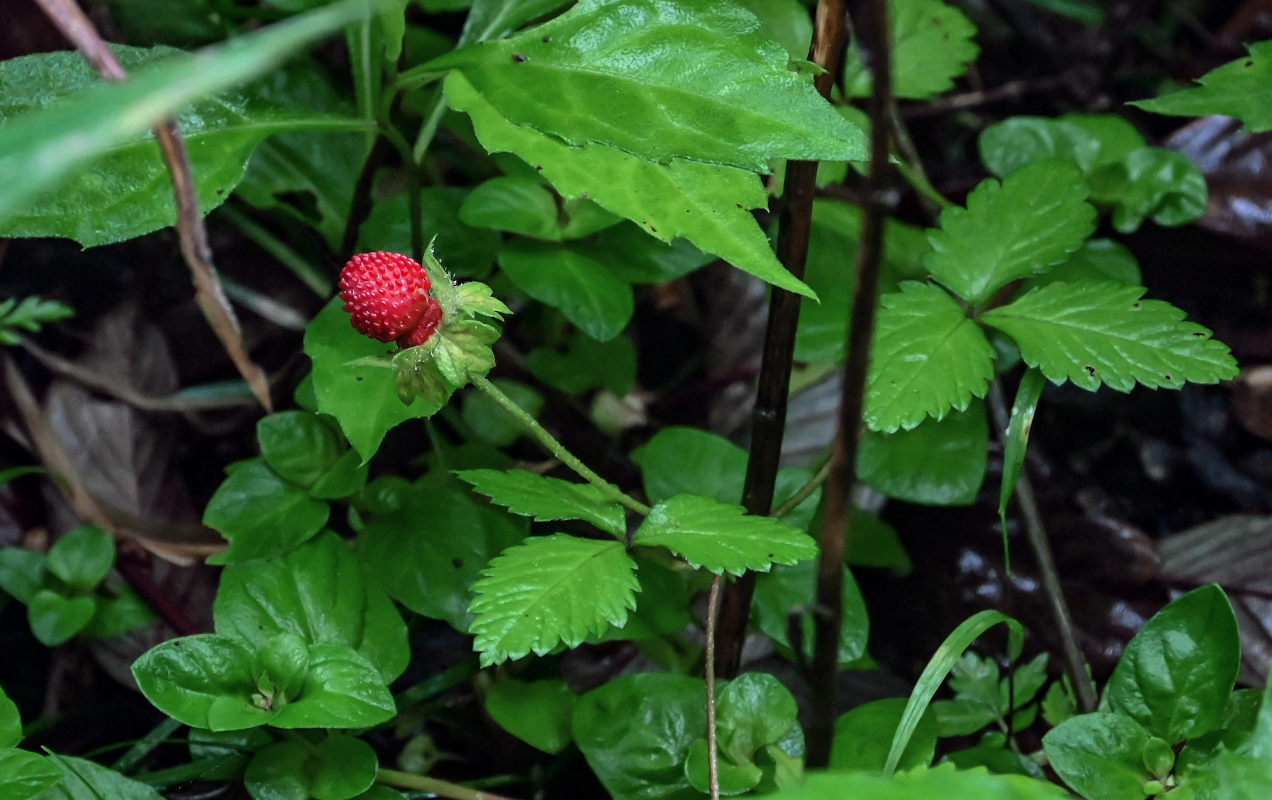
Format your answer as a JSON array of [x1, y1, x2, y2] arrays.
[[900, 75, 1069, 119], [705, 575, 723, 800], [713, 0, 849, 681], [470, 374, 650, 517], [988, 380, 1098, 713], [32, 0, 273, 411], [807, 0, 893, 767], [377, 768, 518, 800]]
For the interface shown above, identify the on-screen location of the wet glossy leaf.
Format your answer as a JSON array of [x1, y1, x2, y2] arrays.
[[257, 411, 343, 488], [457, 469, 626, 536], [981, 281, 1240, 394], [203, 458, 330, 564], [468, 534, 638, 665], [269, 643, 395, 729], [132, 633, 273, 731], [1043, 713, 1153, 800], [0, 749, 61, 800]]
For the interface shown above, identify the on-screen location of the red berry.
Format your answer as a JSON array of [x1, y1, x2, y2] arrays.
[[338, 252, 442, 346]]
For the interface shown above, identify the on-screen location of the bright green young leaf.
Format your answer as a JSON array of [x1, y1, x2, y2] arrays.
[[426, 0, 865, 172], [269, 643, 395, 729], [0, 0, 385, 227], [456, 469, 627, 537], [1087, 147, 1208, 232], [924, 161, 1096, 304], [0, 548, 45, 605], [0, 46, 367, 248], [845, 0, 979, 100], [633, 494, 817, 576], [31, 755, 163, 800], [979, 114, 1144, 178], [203, 458, 330, 564], [753, 561, 869, 665], [525, 333, 637, 396], [460, 176, 563, 240], [0, 748, 62, 800], [1132, 40, 1272, 132], [498, 240, 634, 341], [0, 686, 22, 749], [485, 679, 577, 754], [573, 672, 705, 800], [305, 298, 442, 461], [0, 296, 74, 345], [859, 402, 988, 505], [632, 427, 748, 505], [358, 189, 499, 278], [45, 526, 114, 592], [831, 697, 937, 773], [132, 633, 273, 731], [716, 672, 803, 767], [1043, 713, 1153, 800], [1106, 584, 1240, 743], [765, 762, 1069, 800], [214, 532, 409, 682], [468, 534, 639, 665], [864, 282, 995, 432], [980, 281, 1239, 393], [1021, 238, 1140, 291], [735, 0, 812, 59], [257, 411, 343, 488], [444, 72, 815, 298], [999, 369, 1045, 526], [28, 590, 96, 647], [357, 480, 526, 630]]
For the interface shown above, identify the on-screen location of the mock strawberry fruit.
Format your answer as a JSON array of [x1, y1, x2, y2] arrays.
[[338, 251, 443, 347]]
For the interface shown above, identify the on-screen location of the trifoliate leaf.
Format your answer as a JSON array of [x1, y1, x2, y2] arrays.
[[864, 282, 996, 432], [845, 0, 979, 100], [631, 494, 818, 576], [924, 161, 1096, 305], [980, 281, 1239, 392], [456, 469, 627, 536], [468, 534, 638, 665], [423, 0, 865, 171], [1132, 40, 1272, 132], [0, 295, 74, 345]]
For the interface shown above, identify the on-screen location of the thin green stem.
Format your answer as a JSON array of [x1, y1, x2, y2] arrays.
[[219, 204, 330, 296], [471, 374, 651, 516], [771, 458, 832, 519], [705, 575, 723, 800], [412, 92, 450, 164], [377, 768, 518, 800], [110, 716, 182, 773]]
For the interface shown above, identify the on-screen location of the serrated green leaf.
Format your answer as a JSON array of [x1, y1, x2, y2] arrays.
[[980, 280, 1239, 393], [455, 281, 512, 317], [426, 0, 865, 171], [735, 0, 812, 59], [864, 282, 995, 432], [845, 0, 979, 100], [457, 469, 626, 536], [444, 71, 815, 298], [0, 46, 367, 248], [632, 494, 817, 576], [498, 240, 634, 341], [468, 534, 638, 665], [1132, 40, 1272, 132], [924, 161, 1096, 304], [1021, 238, 1140, 292], [0, 0, 385, 228]]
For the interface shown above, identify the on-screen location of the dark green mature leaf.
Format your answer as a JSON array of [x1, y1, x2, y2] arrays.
[[45, 526, 113, 592], [0, 47, 366, 248], [203, 459, 330, 564], [468, 534, 638, 665], [979, 115, 1144, 178], [498, 241, 634, 341], [859, 402, 988, 505], [735, 0, 812, 59], [257, 411, 343, 488], [427, 0, 865, 172], [357, 481, 526, 630], [470, 534, 636, 666], [457, 469, 626, 536], [132, 634, 273, 730], [633, 495, 817, 576], [444, 72, 814, 297], [358, 189, 499, 278], [1043, 713, 1153, 800], [864, 282, 995, 432], [632, 427, 748, 505], [573, 672, 706, 800], [0, 748, 61, 800], [753, 561, 868, 665], [0, 686, 21, 748], [33, 756, 162, 800], [27, 590, 96, 647], [845, 0, 979, 100], [243, 741, 310, 800], [980, 281, 1239, 393], [1132, 40, 1272, 131], [305, 298, 441, 462], [525, 333, 637, 395], [1107, 584, 1240, 743], [0, 0, 384, 228], [214, 532, 409, 682], [924, 161, 1096, 304], [831, 698, 937, 773], [1021, 238, 1140, 291], [266, 643, 395, 729], [586, 222, 714, 285], [485, 679, 577, 754], [460, 176, 563, 240]]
